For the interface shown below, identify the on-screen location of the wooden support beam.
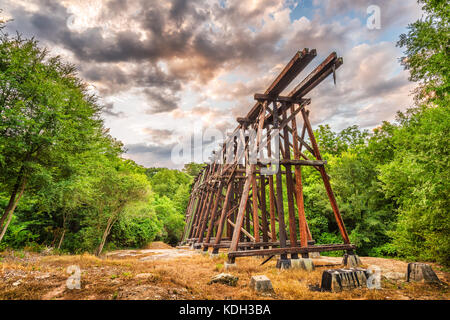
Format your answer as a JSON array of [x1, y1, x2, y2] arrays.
[[282, 106, 299, 258], [273, 101, 288, 259], [289, 53, 343, 98], [212, 182, 234, 253], [182, 49, 355, 262], [290, 104, 309, 251], [279, 159, 327, 166], [236, 117, 252, 126], [301, 108, 350, 244], [267, 130, 277, 241], [227, 218, 255, 242], [254, 93, 308, 104], [259, 176, 269, 244], [228, 244, 356, 258], [204, 182, 224, 246], [246, 48, 317, 121]]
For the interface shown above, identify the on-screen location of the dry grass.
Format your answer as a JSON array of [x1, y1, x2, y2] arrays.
[[0, 249, 448, 300], [142, 241, 174, 249]]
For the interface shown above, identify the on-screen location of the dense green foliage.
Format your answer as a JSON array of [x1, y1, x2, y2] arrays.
[[295, 110, 448, 266], [292, 0, 449, 265], [0, 30, 192, 254]]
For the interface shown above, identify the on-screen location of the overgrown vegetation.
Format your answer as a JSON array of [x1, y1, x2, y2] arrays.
[[0, 27, 196, 255], [293, 0, 449, 265], [0, 0, 448, 265]]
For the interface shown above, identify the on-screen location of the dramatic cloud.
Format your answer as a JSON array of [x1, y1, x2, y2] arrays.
[[102, 102, 125, 117], [1, 0, 422, 168], [142, 128, 175, 142]]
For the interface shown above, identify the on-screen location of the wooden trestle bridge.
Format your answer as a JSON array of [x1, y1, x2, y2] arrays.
[[180, 48, 357, 266]]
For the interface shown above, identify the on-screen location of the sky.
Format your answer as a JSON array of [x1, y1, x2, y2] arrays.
[[0, 0, 424, 168]]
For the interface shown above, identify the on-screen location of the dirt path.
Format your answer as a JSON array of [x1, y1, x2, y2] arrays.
[[106, 247, 199, 261]]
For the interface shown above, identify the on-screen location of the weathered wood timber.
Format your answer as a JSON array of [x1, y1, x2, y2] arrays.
[[181, 48, 356, 265]]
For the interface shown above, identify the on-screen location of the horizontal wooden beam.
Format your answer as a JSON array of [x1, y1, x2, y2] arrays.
[[289, 53, 343, 99], [227, 218, 255, 242], [280, 159, 327, 166], [254, 93, 309, 104], [236, 117, 252, 126], [228, 243, 356, 258], [246, 48, 317, 121]]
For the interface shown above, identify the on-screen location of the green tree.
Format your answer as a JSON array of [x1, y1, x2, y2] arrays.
[[0, 33, 104, 239], [90, 159, 150, 255], [152, 195, 185, 246], [398, 0, 449, 104], [150, 168, 191, 199], [182, 162, 205, 177], [379, 106, 450, 264]]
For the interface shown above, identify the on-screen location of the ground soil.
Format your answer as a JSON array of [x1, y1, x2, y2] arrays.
[[0, 246, 448, 300]]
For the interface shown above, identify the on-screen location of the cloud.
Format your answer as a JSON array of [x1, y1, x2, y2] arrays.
[[2, 0, 422, 168], [124, 142, 178, 168], [314, 0, 423, 28], [143, 88, 181, 114], [142, 128, 175, 142], [102, 102, 125, 117], [303, 42, 415, 129]]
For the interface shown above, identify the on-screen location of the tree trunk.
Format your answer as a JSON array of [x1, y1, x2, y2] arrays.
[[56, 213, 68, 250], [0, 171, 25, 229], [57, 229, 66, 250], [0, 176, 27, 242], [96, 214, 117, 256], [0, 208, 14, 242]]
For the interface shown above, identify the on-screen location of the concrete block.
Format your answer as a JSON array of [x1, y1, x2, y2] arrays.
[[321, 268, 368, 292], [276, 258, 291, 269], [224, 262, 236, 270], [407, 263, 440, 284], [383, 272, 406, 281], [343, 254, 362, 268], [306, 241, 320, 258], [291, 258, 315, 271], [250, 275, 274, 293]]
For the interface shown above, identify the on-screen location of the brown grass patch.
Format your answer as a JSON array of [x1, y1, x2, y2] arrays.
[[143, 241, 174, 249], [0, 249, 448, 300]]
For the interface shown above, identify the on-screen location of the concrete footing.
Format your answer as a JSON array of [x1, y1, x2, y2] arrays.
[[250, 275, 274, 293], [276, 258, 315, 271], [224, 262, 237, 270], [343, 254, 362, 268], [309, 252, 321, 258], [276, 258, 291, 269], [407, 263, 440, 284], [321, 268, 368, 292], [291, 258, 315, 271]]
